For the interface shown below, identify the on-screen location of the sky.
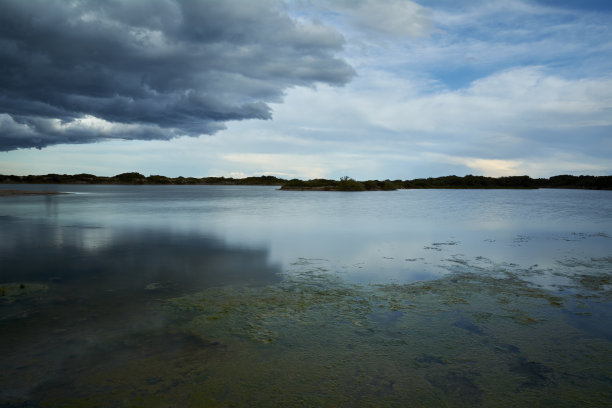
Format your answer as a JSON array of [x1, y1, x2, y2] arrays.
[[0, 0, 611, 180]]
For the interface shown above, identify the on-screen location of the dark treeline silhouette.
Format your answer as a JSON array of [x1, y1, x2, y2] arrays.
[[281, 174, 612, 190], [1, 173, 611, 190], [0, 172, 284, 186]]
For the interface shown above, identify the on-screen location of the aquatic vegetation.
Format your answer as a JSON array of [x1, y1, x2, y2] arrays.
[[575, 274, 611, 292], [143, 260, 612, 407], [3, 257, 611, 406], [0, 282, 48, 302], [425, 241, 460, 252], [554, 256, 612, 298]]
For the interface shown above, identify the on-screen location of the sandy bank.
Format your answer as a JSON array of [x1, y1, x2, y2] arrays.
[[0, 190, 69, 196]]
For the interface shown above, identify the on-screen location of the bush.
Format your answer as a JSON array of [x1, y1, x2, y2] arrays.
[[337, 176, 366, 191]]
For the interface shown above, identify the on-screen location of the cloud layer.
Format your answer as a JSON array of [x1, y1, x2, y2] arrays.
[[1, 0, 610, 179], [0, 0, 354, 150]]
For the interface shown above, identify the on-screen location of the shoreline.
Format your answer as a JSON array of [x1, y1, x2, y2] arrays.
[[0, 190, 69, 197], [1, 173, 611, 190]]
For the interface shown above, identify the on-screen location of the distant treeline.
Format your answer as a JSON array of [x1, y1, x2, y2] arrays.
[[0, 172, 283, 186], [281, 175, 612, 191], [1, 172, 611, 190]]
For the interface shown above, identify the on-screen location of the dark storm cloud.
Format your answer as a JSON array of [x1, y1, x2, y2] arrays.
[[0, 0, 355, 150]]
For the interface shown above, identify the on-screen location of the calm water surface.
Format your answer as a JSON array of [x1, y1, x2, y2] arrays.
[[1, 185, 611, 406]]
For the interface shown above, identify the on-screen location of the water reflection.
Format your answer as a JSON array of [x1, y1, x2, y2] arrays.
[[0, 217, 281, 290], [0, 217, 280, 405], [44, 195, 59, 217]]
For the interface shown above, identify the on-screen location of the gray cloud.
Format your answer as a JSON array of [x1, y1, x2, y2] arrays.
[[0, 0, 355, 150]]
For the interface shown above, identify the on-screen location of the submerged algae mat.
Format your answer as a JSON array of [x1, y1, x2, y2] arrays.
[[6, 259, 612, 408]]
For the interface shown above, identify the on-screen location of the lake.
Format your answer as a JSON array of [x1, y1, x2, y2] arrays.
[[1, 185, 611, 407]]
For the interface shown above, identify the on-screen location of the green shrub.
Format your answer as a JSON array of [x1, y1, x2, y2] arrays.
[[337, 176, 366, 191]]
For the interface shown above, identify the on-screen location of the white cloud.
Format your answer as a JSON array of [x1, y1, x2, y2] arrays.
[[288, 0, 434, 39], [518, 152, 612, 176], [270, 64, 612, 140], [447, 157, 523, 177], [356, 0, 612, 84], [338, 0, 433, 38], [221, 153, 330, 179], [228, 63, 612, 177]]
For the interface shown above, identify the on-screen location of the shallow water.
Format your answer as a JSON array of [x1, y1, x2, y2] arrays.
[[1, 185, 611, 406]]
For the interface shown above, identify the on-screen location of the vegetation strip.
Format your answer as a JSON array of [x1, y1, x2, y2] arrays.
[[1, 173, 611, 190]]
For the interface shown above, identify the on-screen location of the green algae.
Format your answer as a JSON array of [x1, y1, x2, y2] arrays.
[[108, 262, 607, 407], [0, 282, 48, 302], [576, 274, 611, 292], [7, 258, 612, 407]]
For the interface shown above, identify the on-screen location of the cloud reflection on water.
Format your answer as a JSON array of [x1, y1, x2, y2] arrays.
[[1, 217, 281, 291], [0, 216, 282, 403]]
